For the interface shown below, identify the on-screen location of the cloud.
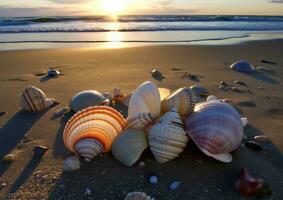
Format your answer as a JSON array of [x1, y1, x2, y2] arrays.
[[156, 0, 175, 6], [268, 0, 283, 3], [48, 0, 92, 4]]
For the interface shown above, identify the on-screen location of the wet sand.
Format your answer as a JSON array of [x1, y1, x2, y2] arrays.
[[0, 40, 283, 199]]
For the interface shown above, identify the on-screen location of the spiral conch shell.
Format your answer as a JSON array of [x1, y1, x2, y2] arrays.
[[185, 100, 244, 163], [112, 129, 148, 166], [124, 192, 153, 200], [63, 106, 125, 161], [128, 81, 161, 118], [148, 108, 189, 163], [20, 86, 55, 112], [161, 87, 196, 116], [124, 113, 158, 130]]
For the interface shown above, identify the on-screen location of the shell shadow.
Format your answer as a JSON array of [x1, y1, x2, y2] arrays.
[[52, 112, 74, 158], [40, 75, 60, 83], [245, 71, 278, 84], [0, 106, 56, 177], [8, 157, 41, 194], [152, 75, 165, 81]]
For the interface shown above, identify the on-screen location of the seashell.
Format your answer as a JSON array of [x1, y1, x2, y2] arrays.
[[20, 86, 55, 112], [112, 129, 148, 166], [3, 154, 16, 163], [128, 81, 161, 118], [185, 101, 243, 163], [69, 90, 110, 113], [206, 95, 218, 101], [234, 80, 247, 87], [33, 145, 49, 158], [219, 85, 229, 91], [254, 135, 269, 142], [231, 87, 245, 93], [124, 113, 158, 130], [47, 69, 61, 76], [63, 156, 80, 171], [235, 168, 271, 198], [220, 81, 229, 86], [124, 192, 153, 200], [161, 87, 196, 116], [63, 106, 125, 161], [151, 69, 162, 78], [158, 88, 171, 101], [230, 60, 255, 73], [190, 85, 209, 98], [148, 108, 189, 163]]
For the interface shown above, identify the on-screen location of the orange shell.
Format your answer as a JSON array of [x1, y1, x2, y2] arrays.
[[63, 106, 125, 153]]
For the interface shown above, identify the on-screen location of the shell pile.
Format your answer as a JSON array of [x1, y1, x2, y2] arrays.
[[148, 108, 189, 163], [20, 85, 55, 112], [63, 106, 125, 161], [112, 129, 148, 166], [161, 87, 196, 116], [185, 100, 244, 163]]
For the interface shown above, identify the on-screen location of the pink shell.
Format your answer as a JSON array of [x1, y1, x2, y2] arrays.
[[185, 100, 243, 162]]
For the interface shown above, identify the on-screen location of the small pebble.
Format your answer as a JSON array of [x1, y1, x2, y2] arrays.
[[151, 69, 162, 78], [219, 85, 229, 91], [221, 98, 234, 104], [3, 154, 16, 163], [63, 156, 80, 171], [169, 181, 181, 190], [234, 80, 247, 87], [138, 161, 145, 168], [85, 188, 92, 196], [220, 81, 229, 86], [149, 176, 158, 184], [254, 135, 269, 142], [245, 141, 263, 151], [47, 69, 61, 76], [33, 145, 48, 158]]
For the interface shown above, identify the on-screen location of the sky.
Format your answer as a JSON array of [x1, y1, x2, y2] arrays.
[[0, 0, 282, 17]]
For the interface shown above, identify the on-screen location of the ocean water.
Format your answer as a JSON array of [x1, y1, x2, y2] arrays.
[[0, 15, 283, 50]]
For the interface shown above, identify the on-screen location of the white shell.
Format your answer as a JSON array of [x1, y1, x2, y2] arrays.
[[69, 90, 109, 113], [74, 138, 104, 162], [63, 156, 80, 171], [128, 81, 161, 118], [124, 192, 153, 200], [148, 108, 189, 163], [161, 87, 196, 116], [207, 95, 218, 101], [20, 86, 54, 112], [124, 113, 158, 130], [185, 101, 243, 163], [112, 129, 148, 167]]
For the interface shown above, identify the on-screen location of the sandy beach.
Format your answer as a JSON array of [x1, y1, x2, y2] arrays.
[[0, 40, 283, 199]]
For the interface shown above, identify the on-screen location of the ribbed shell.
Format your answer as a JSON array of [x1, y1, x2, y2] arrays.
[[69, 90, 109, 113], [75, 138, 104, 162], [161, 87, 196, 116], [185, 100, 243, 163], [148, 108, 189, 163], [112, 129, 148, 166], [124, 192, 153, 200], [63, 106, 125, 160], [128, 81, 161, 118], [124, 113, 157, 130], [20, 86, 54, 112]]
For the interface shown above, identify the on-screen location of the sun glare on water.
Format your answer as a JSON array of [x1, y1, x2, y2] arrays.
[[101, 0, 125, 18]]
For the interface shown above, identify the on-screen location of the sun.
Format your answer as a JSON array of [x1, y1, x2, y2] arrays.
[[101, 0, 125, 17]]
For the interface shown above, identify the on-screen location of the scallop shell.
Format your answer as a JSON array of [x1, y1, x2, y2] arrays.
[[230, 60, 255, 73], [63, 106, 125, 161], [124, 192, 153, 200], [128, 81, 161, 118], [69, 90, 110, 113], [20, 86, 55, 112], [185, 100, 243, 163], [161, 87, 196, 116], [124, 113, 158, 130], [112, 129, 148, 166], [148, 108, 189, 163]]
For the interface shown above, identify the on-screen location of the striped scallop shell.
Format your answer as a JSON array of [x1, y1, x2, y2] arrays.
[[63, 106, 125, 161], [128, 81, 161, 118], [112, 129, 148, 166], [185, 100, 243, 163], [148, 108, 189, 163], [124, 113, 158, 130], [161, 87, 196, 116], [124, 192, 153, 200], [20, 86, 54, 112]]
